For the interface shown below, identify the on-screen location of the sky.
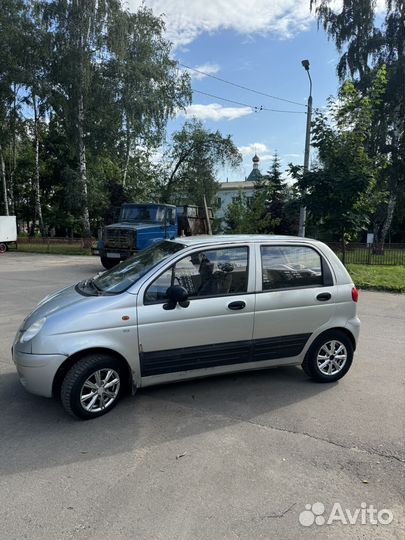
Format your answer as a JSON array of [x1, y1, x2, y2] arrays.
[[127, 0, 383, 182]]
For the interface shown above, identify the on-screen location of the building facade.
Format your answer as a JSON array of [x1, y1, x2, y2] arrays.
[[215, 154, 262, 227]]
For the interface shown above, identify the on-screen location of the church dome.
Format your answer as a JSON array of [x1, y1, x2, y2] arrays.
[[247, 153, 262, 182]]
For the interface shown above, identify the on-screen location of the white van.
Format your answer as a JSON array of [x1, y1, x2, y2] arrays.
[[0, 215, 17, 253]]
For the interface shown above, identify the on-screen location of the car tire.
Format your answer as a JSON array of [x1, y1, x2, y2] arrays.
[[61, 353, 126, 419], [0, 242, 8, 254], [302, 330, 353, 382], [100, 256, 119, 270]]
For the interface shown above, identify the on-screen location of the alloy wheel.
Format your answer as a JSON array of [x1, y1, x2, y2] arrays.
[[316, 340, 347, 376], [80, 368, 120, 413]]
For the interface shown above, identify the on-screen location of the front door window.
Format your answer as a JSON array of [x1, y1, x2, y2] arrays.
[[145, 246, 249, 303]]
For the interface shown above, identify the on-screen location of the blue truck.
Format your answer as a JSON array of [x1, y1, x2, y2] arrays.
[[93, 203, 213, 269]]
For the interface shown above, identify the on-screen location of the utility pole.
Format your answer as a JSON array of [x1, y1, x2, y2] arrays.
[[298, 59, 312, 237]]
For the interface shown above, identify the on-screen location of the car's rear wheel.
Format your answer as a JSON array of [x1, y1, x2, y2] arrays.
[[302, 330, 353, 382], [100, 256, 119, 270], [61, 354, 126, 419], [0, 242, 8, 254]]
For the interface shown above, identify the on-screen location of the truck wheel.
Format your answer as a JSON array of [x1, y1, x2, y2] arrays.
[[302, 330, 353, 382], [101, 256, 119, 270], [0, 243, 8, 254], [61, 353, 126, 419]]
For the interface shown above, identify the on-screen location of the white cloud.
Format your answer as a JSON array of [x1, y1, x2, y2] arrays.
[[128, 0, 316, 47], [179, 102, 252, 121], [186, 63, 220, 79], [238, 142, 270, 157], [129, 0, 388, 48]]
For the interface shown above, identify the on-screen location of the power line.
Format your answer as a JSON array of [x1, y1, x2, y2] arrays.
[[192, 89, 306, 114], [182, 63, 307, 109]]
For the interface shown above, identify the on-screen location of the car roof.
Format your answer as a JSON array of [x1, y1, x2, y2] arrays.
[[175, 234, 322, 246]]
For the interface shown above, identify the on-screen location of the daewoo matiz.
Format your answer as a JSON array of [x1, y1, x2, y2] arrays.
[[13, 235, 360, 419]]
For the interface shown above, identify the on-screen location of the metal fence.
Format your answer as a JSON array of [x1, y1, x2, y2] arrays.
[[327, 242, 405, 266], [17, 236, 93, 250], [14, 237, 405, 265]]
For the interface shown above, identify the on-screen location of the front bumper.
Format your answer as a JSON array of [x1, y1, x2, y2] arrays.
[[91, 247, 137, 259], [12, 347, 67, 398]]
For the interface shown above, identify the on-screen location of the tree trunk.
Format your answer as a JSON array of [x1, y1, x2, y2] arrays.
[[8, 84, 18, 216], [373, 191, 398, 254], [30, 185, 37, 237], [122, 126, 130, 187], [378, 192, 397, 252], [33, 94, 45, 236], [0, 144, 9, 215], [78, 93, 91, 243], [9, 136, 16, 216], [163, 144, 195, 202]]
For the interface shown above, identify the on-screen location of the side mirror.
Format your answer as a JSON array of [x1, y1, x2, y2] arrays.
[[163, 285, 190, 310]]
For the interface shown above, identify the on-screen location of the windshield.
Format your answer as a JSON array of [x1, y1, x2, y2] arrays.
[[93, 240, 184, 293], [120, 205, 166, 223]]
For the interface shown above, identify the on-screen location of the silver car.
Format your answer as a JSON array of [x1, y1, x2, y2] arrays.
[[12, 235, 360, 420]]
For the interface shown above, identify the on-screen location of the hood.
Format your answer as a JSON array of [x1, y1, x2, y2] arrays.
[[22, 284, 92, 330], [105, 221, 162, 231]]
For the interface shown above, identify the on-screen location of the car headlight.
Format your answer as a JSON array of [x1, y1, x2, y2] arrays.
[[20, 317, 47, 343]]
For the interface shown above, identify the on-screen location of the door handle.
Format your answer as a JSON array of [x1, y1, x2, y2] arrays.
[[316, 292, 332, 301], [228, 301, 246, 310]]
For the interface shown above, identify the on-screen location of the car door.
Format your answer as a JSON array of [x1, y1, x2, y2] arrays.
[[136, 244, 255, 383], [253, 242, 336, 362]]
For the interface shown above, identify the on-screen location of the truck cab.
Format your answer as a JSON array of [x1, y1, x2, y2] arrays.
[[94, 203, 177, 269]]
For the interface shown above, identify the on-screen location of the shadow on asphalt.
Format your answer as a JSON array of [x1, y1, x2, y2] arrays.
[[0, 366, 334, 476]]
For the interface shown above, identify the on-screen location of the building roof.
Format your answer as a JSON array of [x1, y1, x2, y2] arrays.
[[218, 181, 255, 190], [247, 168, 262, 182]]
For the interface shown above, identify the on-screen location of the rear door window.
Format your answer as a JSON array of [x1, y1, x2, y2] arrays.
[[261, 245, 324, 290]]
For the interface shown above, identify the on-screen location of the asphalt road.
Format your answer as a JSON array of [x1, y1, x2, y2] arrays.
[[0, 252, 404, 540]]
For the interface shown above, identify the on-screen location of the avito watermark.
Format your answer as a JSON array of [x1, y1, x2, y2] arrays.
[[299, 501, 394, 527]]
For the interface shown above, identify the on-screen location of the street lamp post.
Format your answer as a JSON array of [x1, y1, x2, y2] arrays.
[[298, 59, 312, 237]]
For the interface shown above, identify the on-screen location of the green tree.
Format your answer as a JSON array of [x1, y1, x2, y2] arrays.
[[265, 151, 287, 233], [224, 190, 250, 233], [311, 0, 405, 248], [245, 166, 278, 234], [109, 7, 191, 187], [22, 2, 54, 235], [36, 0, 190, 237], [290, 80, 380, 262], [162, 119, 241, 206], [43, 0, 126, 239], [0, 0, 31, 215]]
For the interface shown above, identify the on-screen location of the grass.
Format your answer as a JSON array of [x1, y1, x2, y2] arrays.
[[347, 264, 405, 293], [12, 243, 91, 256]]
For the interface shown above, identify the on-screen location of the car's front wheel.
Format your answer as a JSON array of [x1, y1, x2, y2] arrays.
[[302, 330, 353, 382], [61, 354, 126, 419]]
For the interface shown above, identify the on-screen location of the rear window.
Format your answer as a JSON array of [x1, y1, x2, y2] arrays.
[[261, 245, 323, 290]]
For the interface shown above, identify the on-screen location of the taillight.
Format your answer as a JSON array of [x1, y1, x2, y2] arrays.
[[352, 287, 359, 302]]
